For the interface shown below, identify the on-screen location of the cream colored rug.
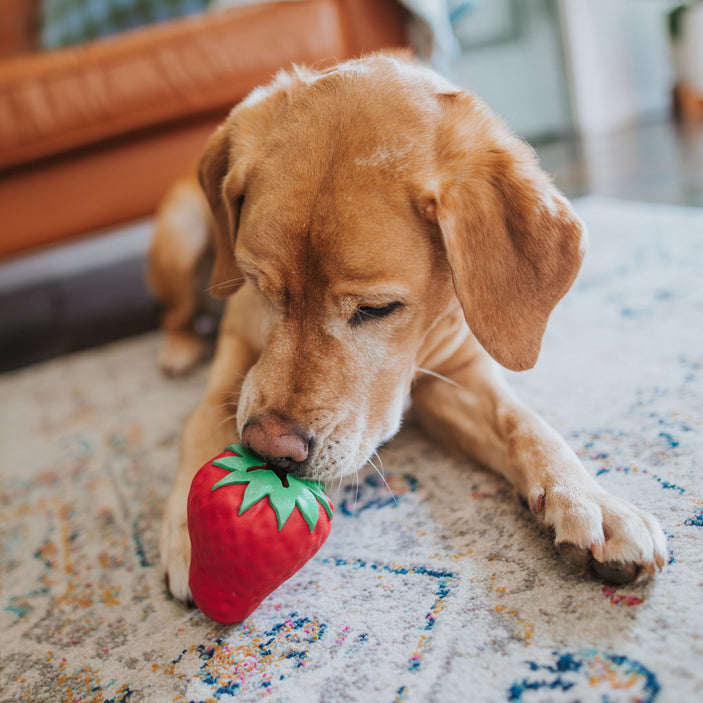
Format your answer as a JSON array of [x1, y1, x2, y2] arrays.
[[1, 196, 702, 702]]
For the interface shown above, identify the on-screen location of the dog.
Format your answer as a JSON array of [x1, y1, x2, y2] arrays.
[[149, 54, 666, 603]]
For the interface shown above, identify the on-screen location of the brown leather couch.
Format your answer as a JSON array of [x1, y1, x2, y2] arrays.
[[0, 0, 407, 260]]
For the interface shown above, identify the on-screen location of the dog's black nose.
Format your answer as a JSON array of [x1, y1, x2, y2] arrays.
[[241, 413, 310, 472]]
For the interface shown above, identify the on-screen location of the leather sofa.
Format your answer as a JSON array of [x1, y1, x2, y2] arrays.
[[0, 0, 407, 260]]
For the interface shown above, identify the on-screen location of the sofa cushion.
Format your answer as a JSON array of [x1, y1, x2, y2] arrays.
[[0, 0, 347, 171], [40, 0, 210, 49], [0, 0, 40, 58]]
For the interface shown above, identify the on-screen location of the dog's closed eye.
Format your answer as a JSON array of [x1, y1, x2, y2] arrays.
[[350, 301, 404, 326]]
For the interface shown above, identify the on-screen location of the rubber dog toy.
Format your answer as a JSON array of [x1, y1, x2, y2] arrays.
[[187, 444, 334, 624]]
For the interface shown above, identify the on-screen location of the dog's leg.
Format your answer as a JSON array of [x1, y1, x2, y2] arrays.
[[411, 339, 667, 583], [148, 176, 212, 376], [160, 327, 258, 602]]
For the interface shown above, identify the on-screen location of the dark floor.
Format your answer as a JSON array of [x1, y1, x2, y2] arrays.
[[1, 118, 702, 374], [538, 119, 703, 208]]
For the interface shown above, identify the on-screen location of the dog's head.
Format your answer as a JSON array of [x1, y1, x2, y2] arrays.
[[199, 56, 586, 480]]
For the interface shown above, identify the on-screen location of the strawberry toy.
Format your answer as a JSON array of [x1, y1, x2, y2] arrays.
[[187, 444, 334, 624]]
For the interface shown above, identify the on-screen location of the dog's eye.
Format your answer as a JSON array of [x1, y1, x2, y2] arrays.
[[351, 301, 404, 325]]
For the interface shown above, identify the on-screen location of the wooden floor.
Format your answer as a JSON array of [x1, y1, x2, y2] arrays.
[[1, 118, 702, 373], [538, 119, 703, 207]]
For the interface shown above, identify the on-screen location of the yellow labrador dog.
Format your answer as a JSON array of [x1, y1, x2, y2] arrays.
[[150, 55, 666, 603]]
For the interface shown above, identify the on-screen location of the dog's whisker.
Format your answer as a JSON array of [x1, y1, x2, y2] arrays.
[[368, 455, 397, 507], [353, 466, 360, 517], [416, 367, 462, 390], [212, 381, 247, 414], [373, 449, 397, 506], [333, 447, 348, 501], [344, 444, 363, 517], [218, 412, 239, 429], [335, 473, 344, 503], [334, 473, 342, 503], [373, 449, 385, 475], [204, 277, 246, 294], [357, 442, 398, 505], [358, 441, 396, 506]]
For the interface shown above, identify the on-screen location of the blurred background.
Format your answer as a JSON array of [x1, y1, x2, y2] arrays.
[[1, 0, 702, 372]]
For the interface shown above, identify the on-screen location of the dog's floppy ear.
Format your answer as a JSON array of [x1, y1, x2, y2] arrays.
[[198, 67, 315, 298], [430, 91, 586, 371], [198, 124, 241, 298]]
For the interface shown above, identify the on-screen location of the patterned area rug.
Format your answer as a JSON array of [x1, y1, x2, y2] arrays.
[[1, 196, 702, 702]]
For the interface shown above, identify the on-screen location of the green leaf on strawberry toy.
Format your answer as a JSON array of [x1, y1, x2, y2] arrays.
[[187, 444, 334, 625], [212, 444, 266, 472], [211, 445, 332, 531]]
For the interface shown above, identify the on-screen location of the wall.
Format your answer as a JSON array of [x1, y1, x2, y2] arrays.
[[448, 0, 573, 141], [559, 0, 674, 136]]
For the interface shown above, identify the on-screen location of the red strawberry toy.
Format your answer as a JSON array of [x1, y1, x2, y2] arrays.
[[187, 443, 334, 624]]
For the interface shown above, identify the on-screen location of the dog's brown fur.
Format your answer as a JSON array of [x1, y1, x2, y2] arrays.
[[150, 55, 666, 602]]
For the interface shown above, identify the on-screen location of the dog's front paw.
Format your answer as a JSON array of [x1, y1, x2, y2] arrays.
[[529, 483, 667, 583], [159, 331, 208, 377], [160, 506, 193, 604]]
